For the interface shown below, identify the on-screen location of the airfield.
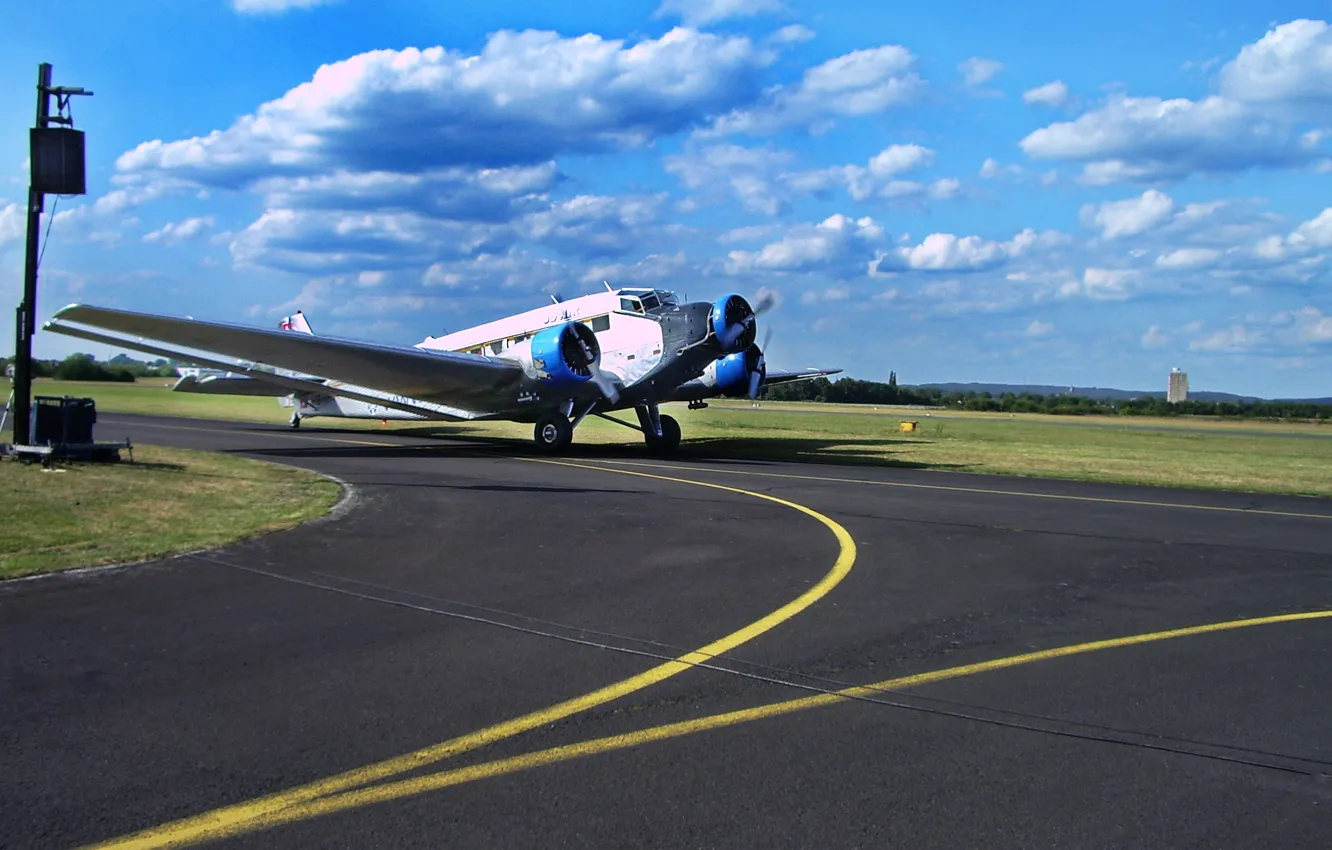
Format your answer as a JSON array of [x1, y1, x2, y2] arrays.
[[4, 411, 1332, 848]]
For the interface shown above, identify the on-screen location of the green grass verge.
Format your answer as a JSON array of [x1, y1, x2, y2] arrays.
[[0, 443, 341, 580], [26, 378, 1332, 499]]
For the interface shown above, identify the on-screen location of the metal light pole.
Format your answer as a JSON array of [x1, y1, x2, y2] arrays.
[[11, 63, 91, 445]]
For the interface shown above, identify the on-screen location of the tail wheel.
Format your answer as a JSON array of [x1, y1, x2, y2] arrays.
[[646, 414, 681, 455], [533, 415, 574, 453]]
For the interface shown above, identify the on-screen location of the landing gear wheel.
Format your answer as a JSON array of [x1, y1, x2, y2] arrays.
[[533, 415, 574, 454], [647, 414, 681, 455]]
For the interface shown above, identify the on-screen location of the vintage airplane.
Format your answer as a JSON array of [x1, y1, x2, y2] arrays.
[[42, 286, 840, 454]]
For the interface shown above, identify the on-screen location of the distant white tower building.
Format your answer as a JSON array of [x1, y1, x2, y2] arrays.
[[1168, 367, 1189, 403]]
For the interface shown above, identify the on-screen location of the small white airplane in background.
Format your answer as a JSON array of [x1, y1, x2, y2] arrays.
[[43, 286, 840, 454]]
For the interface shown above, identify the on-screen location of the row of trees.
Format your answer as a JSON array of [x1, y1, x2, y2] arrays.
[[2, 353, 179, 383], [5, 355, 1329, 421], [761, 373, 1332, 421]]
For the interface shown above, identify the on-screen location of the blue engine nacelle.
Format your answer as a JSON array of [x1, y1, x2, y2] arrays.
[[528, 321, 601, 386], [710, 293, 756, 354], [714, 343, 767, 399]]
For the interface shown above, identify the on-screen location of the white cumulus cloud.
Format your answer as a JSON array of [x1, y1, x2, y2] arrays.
[[1155, 247, 1222, 270], [704, 44, 923, 136], [1141, 325, 1171, 348], [1023, 80, 1069, 107], [117, 28, 775, 187], [653, 0, 786, 26], [725, 213, 884, 273], [231, 0, 335, 13], [0, 202, 22, 250], [1190, 325, 1263, 352], [959, 57, 1003, 86], [876, 228, 1063, 273], [142, 216, 216, 245], [1019, 20, 1332, 184], [1079, 189, 1175, 239], [1060, 267, 1138, 300], [1218, 19, 1332, 106]]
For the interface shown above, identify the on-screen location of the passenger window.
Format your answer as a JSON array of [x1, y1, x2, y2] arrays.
[[591, 315, 610, 333], [489, 340, 503, 355]]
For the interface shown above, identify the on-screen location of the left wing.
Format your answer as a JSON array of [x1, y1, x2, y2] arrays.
[[44, 304, 528, 420]]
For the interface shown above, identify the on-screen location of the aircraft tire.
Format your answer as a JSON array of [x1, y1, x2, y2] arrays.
[[533, 415, 573, 453], [647, 414, 681, 455]]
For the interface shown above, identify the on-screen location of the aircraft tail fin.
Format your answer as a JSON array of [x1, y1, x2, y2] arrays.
[[279, 311, 315, 335]]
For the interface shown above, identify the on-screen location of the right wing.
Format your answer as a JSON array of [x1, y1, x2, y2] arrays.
[[45, 304, 528, 420]]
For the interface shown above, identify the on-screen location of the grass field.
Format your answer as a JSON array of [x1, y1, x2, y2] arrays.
[[26, 377, 1332, 499], [0, 442, 341, 580]]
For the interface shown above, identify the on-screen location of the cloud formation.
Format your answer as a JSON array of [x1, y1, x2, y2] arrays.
[[118, 28, 775, 186], [1020, 20, 1332, 184], [1022, 80, 1069, 107], [653, 0, 786, 27], [231, 0, 335, 13], [704, 44, 923, 136], [959, 57, 1003, 86], [725, 213, 885, 274]]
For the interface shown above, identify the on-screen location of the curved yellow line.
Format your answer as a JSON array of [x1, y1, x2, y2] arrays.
[[86, 456, 858, 849], [136, 610, 1332, 843]]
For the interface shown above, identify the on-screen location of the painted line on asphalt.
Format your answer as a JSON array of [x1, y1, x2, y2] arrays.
[[83, 454, 858, 849], [581, 458, 1332, 520], [88, 610, 1332, 847]]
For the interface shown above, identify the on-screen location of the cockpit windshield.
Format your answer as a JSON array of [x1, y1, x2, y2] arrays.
[[618, 289, 676, 314]]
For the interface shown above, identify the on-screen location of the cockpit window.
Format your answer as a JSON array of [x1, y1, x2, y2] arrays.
[[640, 294, 660, 310], [620, 297, 643, 313]]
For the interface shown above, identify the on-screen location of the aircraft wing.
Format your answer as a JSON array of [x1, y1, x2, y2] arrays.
[[762, 367, 842, 385], [665, 365, 842, 403], [172, 373, 302, 397], [44, 304, 526, 418]]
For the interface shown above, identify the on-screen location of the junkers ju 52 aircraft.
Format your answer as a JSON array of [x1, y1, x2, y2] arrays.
[[42, 286, 840, 454]]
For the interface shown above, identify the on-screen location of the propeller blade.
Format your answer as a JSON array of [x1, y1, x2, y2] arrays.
[[718, 313, 755, 349], [752, 291, 778, 316], [748, 369, 762, 400], [588, 361, 620, 404]]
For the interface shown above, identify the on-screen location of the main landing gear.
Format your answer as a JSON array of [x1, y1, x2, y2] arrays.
[[530, 402, 681, 455], [533, 414, 573, 453], [289, 411, 301, 430], [635, 404, 680, 456]]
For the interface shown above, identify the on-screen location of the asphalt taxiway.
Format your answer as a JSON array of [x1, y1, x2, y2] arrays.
[[4, 413, 1331, 849]]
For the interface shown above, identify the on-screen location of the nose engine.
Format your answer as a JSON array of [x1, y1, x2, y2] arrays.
[[710, 293, 757, 354]]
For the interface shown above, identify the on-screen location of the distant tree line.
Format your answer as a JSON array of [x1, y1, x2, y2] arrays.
[[1, 353, 179, 383], [761, 372, 1332, 421]]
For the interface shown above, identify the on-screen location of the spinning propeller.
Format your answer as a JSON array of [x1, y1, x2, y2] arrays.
[[570, 325, 620, 404]]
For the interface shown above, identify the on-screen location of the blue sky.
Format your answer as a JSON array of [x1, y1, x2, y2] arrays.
[[2, 0, 1330, 398]]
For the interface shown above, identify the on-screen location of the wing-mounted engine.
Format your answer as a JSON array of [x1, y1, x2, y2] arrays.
[[509, 321, 620, 401], [710, 293, 757, 354], [701, 342, 767, 399]]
